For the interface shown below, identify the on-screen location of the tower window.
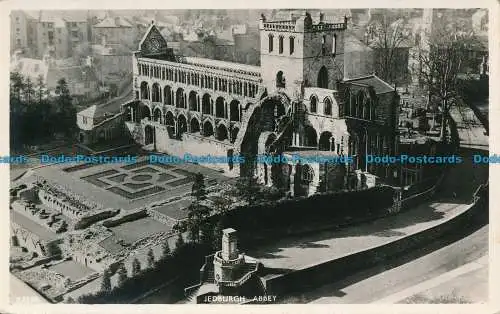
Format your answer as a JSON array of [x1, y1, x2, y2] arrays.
[[322, 35, 327, 55], [289, 36, 295, 54], [333, 34, 337, 55], [279, 36, 284, 54], [268, 34, 274, 52]]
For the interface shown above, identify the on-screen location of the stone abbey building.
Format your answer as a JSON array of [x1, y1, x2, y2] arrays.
[[121, 12, 400, 196]]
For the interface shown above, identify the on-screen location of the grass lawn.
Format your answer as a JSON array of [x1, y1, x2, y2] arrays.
[[48, 260, 95, 281], [109, 217, 170, 244]]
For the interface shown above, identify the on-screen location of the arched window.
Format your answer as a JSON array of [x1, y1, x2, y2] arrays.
[[276, 71, 285, 88], [324, 97, 332, 116], [358, 92, 364, 118], [279, 36, 284, 54], [317, 66, 328, 88], [289, 36, 295, 54], [268, 34, 274, 52], [310, 95, 317, 113]]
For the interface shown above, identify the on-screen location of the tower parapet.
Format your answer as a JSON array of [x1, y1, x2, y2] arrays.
[[259, 11, 347, 95], [260, 15, 347, 32]]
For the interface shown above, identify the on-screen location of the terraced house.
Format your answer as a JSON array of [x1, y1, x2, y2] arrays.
[[122, 11, 400, 196]]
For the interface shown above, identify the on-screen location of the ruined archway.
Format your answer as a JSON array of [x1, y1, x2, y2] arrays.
[[319, 131, 333, 151], [140, 103, 151, 121], [304, 125, 318, 147], [190, 118, 200, 133], [317, 66, 328, 89], [177, 114, 187, 137], [153, 107, 162, 123], [203, 121, 214, 137], [216, 124, 228, 141], [260, 96, 287, 132], [215, 97, 225, 118], [164, 111, 174, 126]]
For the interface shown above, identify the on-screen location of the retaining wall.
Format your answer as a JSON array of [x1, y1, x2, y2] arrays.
[[261, 195, 486, 296]]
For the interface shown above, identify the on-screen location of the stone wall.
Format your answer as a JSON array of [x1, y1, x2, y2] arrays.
[[153, 126, 239, 176]]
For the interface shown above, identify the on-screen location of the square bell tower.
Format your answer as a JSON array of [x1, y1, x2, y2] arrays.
[[259, 11, 347, 97]]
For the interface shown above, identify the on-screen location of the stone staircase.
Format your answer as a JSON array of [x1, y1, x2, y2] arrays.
[[206, 269, 215, 283], [233, 90, 267, 150]]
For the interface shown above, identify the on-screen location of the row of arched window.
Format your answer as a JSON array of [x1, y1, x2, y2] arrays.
[[343, 91, 376, 120], [139, 82, 242, 122], [309, 95, 333, 116], [268, 34, 295, 55], [141, 110, 240, 144], [138, 62, 259, 98]]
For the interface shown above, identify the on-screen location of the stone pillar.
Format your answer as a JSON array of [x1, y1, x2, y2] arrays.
[[289, 163, 296, 196], [266, 163, 273, 187], [221, 228, 238, 260]]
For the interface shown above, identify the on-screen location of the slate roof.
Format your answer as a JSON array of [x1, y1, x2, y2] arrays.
[[344, 74, 395, 94], [94, 16, 133, 28], [183, 56, 261, 74]]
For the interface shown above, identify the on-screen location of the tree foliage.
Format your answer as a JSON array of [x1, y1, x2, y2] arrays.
[[235, 175, 260, 205], [161, 241, 171, 258], [100, 269, 112, 292], [116, 263, 128, 287], [147, 249, 155, 268], [9, 72, 77, 150], [132, 258, 141, 277], [185, 172, 210, 243]]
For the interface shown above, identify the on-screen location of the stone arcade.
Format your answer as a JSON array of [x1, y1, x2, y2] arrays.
[[121, 11, 400, 196]]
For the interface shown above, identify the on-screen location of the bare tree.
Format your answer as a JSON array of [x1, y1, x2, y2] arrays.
[[370, 16, 411, 84], [415, 24, 479, 141]]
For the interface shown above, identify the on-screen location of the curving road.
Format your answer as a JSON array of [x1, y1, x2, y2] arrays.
[[281, 105, 489, 304], [286, 224, 487, 304]]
